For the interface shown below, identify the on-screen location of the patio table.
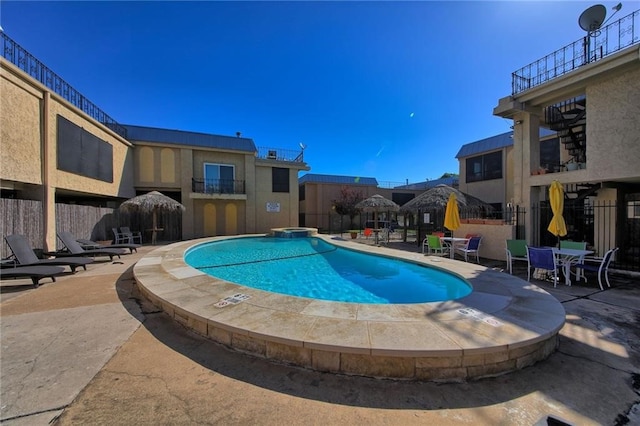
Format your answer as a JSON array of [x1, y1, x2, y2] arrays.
[[551, 247, 594, 286], [441, 237, 469, 259]]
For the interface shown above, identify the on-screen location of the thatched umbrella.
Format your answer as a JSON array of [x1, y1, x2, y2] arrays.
[[119, 191, 185, 244], [355, 194, 400, 244], [400, 185, 493, 242], [400, 184, 493, 213]]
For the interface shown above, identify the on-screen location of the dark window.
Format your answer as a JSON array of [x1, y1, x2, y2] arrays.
[[57, 115, 113, 182], [540, 137, 560, 171], [466, 151, 502, 183], [299, 184, 306, 201], [272, 167, 290, 193]]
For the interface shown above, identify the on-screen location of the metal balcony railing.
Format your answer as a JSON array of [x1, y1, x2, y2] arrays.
[[1, 32, 127, 138], [256, 147, 305, 162], [512, 9, 639, 95], [191, 178, 245, 195]]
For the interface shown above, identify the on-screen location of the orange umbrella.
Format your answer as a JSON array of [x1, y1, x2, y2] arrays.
[[444, 193, 461, 232], [547, 180, 567, 238]]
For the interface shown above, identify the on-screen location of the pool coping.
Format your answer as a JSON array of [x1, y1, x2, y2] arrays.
[[133, 234, 565, 381]]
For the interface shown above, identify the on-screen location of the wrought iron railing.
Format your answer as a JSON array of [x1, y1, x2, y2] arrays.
[[512, 9, 639, 95], [191, 178, 245, 195], [256, 147, 305, 162], [1, 32, 127, 138]]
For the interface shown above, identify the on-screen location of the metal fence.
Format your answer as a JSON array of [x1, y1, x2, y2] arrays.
[[512, 9, 640, 95], [532, 200, 638, 272], [1, 32, 127, 138], [191, 178, 246, 195]]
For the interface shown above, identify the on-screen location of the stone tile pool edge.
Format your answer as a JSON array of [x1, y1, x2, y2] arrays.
[[133, 234, 564, 382]]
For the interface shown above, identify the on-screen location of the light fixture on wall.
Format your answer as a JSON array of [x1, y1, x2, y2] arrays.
[[514, 120, 523, 125]]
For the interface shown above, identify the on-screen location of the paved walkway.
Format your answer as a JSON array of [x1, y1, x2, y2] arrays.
[[1, 241, 639, 425]]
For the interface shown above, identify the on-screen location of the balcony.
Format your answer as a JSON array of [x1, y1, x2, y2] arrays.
[[256, 147, 305, 162], [511, 9, 639, 95], [191, 178, 245, 196]]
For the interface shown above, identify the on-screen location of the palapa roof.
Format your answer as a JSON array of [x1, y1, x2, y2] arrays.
[[400, 185, 493, 212], [355, 194, 400, 212], [119, 191, 185, 213]]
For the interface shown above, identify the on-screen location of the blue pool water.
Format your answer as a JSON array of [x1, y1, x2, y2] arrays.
[[184, 237, 472, 304]]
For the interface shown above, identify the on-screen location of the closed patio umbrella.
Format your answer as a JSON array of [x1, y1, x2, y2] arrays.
[[444, 193, 461, 232], [547, 180, 567, 240]]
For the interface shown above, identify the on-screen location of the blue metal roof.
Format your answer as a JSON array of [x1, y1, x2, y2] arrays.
[[455, 128, 556, 158], [298, 173, 378, 186], [123, 125, 257, 153]]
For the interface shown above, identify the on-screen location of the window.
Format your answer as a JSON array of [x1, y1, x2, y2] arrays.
[[299, 184, 306, 201], [466, 151, 502, 183], [204, 163, 235, 193], [540, 137, 560, 171], [272, 167, 289, 193], [57, 115, 113, 182]]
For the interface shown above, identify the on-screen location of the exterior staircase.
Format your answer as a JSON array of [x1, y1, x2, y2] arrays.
[[545, 97, 587, 166]]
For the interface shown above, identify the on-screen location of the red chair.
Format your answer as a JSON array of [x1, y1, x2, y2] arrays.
[[363, 228, 373, 239]]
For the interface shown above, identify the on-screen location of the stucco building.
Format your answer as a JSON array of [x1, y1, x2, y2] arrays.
[[491, 9, 640, 267], [1, 32, 308, 252]]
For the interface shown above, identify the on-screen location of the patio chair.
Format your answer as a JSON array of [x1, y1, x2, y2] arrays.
[[454, 236, 482, 263], [0, 264, 66, 287], [4, 234, 94, 273], [112, 228, 129, 245], [120, 227, 142, 244], [78, 238, 139, 253], [506, 239, 528, 274], [55, 232, 127, 260], [425, 234, 448, 256], [526, 246, 559, 287], [574, 247, 618, 291], [560, 240, 588, 281], [363, 228, 373, 239]]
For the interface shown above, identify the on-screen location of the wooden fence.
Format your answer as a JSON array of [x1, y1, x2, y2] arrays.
[[1, 199, 182, 258]]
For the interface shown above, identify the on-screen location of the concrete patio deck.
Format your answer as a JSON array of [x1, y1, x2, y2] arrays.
[[1, 239, 639, 425]]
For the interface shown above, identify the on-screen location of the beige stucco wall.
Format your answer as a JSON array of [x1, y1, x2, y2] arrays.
[[1, 63, 43, 186], [454, 223, 515, 262], [191, 199, 247, 237], [134, 143, 182, 190], [1, 58, 135, 251], [254, 164, 299, 232], [586, 67, 640, 180]]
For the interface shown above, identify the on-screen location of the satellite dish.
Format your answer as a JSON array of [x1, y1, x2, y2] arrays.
[[579, 4, 607, 32], [299, 142, 306, 150]]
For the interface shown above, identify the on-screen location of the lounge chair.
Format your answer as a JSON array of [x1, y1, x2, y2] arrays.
[[55, 232, 127, 260], [0, 264, 65, 287], [4, 234, 94, 273], [77, 238, 139, 253]]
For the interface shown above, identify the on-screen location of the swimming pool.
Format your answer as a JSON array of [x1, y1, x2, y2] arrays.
[[134, 235, 566, 381], [185, 237, 472, 304]]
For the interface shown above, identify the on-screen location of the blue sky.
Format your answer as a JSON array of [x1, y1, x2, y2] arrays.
[[1, 1, 604, 184]]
